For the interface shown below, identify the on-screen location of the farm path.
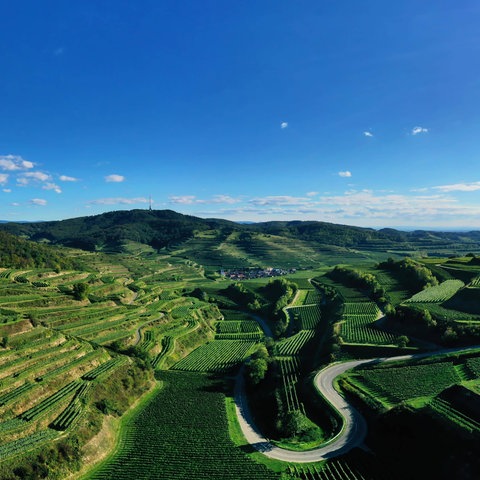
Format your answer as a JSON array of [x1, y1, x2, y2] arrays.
[[250, 314, 274, 338], [234, 346, 478, 463], [133, 316, 163, 346]]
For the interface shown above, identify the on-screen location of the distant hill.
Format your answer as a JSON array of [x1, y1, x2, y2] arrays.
[[1, 209, 480, 258]]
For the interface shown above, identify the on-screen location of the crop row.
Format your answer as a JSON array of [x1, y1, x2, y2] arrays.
[[137, 330, 155, 352], [0, 338, 72, 375], [2, 346, 89, 388], [276, 330, 315, 356], [288, 304, 322, 330], [355, 361, 461, 402], [340, 317, 398, 345], [0, 428, 58, 461], [305, 289, 322, 304], [279, 359, 303, 413], [151, 336, 174, 369], [87, 371, 277, 479], [215, 332, 264, 341], [82, 357, 126, 381], [40, 348, 103, 382], [50, 381, 92, 430], [0, 382, 34, 407], [172, 340, 257, 373], [288, 457, 374, 480], [216, 320, 261, 334], [429, 397, 480, 433], [20, 380, 82, 421], [470, 276, 480, 287], [404, 279, 464, 303], [342, 302, 379, 315]]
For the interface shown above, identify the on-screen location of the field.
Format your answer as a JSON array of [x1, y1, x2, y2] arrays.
[[0, 235, 480, 479], [83, 372, 278, 480]]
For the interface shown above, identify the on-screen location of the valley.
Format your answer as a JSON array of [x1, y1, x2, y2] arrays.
[[0, 210, 479, 479]]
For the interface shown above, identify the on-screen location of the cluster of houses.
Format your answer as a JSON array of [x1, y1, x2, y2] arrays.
[[220, 267, 296, 280]]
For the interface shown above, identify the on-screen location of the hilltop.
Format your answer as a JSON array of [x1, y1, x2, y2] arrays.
[[1, 209, 480, 262]]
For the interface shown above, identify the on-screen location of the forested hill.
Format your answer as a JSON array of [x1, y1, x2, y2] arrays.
[[0, 230, 78, 269], [1, 209, 480, 254]]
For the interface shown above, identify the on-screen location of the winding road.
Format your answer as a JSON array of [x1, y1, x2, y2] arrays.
[[234, 347, 477, 463]]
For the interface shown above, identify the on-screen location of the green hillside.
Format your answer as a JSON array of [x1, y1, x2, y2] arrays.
[[0, 210, 479, 480]]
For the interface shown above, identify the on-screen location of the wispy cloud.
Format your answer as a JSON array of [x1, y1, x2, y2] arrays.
[[87, 197, 149, 206], [411, 126, 428, 135], [169, 195, 200, 205], [185, 188, 480, 228], [105, 174, 125, 183], [281, 122, 288, 129], [363, 131, 373, 137], [306, 191, 319, 197], [210, 195, 240, 204], [54, 47, 65, 56], [59, 175, 79, 182], [0, 155, 34, 171], [169, 194, 241, 205], [30, 198, 47, 206], [338, 171, 352, 177], [42, 182, 62, 193], [17, 171, 50, 183], [433, 181, 480, 192], [249, 195, 312, 207], [3, 188, 11, 193], [0, 174, 8, 185]]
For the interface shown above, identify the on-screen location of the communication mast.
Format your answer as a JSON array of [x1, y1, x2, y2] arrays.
[[149, 195, 152, 211]]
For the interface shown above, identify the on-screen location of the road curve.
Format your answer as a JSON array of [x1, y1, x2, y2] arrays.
[[234, 359, 370, 463], [234, 346, 478, 463]]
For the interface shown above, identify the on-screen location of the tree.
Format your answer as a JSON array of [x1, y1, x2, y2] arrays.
[[245, 344, 270, 384], [245, 357, 268, 385], [72, 282, 90, 301], [396, 335, 409, 348], [282, 410, 310, 437]]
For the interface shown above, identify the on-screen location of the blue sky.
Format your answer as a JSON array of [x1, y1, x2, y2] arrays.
[[2, 1, 480, 229]]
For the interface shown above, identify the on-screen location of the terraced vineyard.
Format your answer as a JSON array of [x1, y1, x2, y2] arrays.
[[1, 227, 480, 479]]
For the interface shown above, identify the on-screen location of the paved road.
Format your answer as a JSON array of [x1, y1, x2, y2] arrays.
[[234, 359, 370, 463], [234, 346, 478, 463]]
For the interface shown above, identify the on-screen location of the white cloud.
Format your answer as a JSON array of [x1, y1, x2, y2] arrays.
[[412, 126, 429, 135], [210, 195, 240, 204], [281, 122, 288, 129], [3, 188, 11, 193], [0, 155, 34, 171], [18, 171, 51, 183], [433, 181, 480, 192], [0, 174, 8, 185], [338, 171, 352, 177], [30, 198, 47, 206], [249, 195, 312, 207], [88, 197, 149, 206], [169, 195, 200, 205], [363, 131, 373, 137], [168, 194, 241, 205], [105, 174, 125, 183], [59, 175, 78, 182], [306, 191, 319, 197], [42, 182, 62, 193]]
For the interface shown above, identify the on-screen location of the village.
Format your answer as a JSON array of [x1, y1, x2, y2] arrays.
[[220, 266, 296, 280]]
